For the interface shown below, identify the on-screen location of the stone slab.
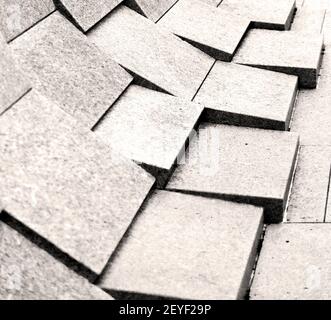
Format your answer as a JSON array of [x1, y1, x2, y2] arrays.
[[0, 0, 55, 42], [194, 61, 298, 130], [100, 190, 264, 300], [10, 11, 133, 129], [157, 0, 250, 61], [199, 0, 222, 6], [0, 223, 111, 300], [166, 123, 299, 223], [0, 90, 155, 278], [88, 6, 214, 100], [251, 224, 331, 299], [54, 0, 124, 32], [233, 29, 324, 88], [94, 85, 203, 187]]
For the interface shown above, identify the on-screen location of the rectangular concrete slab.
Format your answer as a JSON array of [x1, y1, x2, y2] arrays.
[[0, 223, 111, 300], [251, 224, 331, 299], [0, 90, 155, 278], [10, 11, 133, 129], [88, 6, 214, 100], [166, 123, 299, 223], [157, 0, 250, 61], [94, 85, 203, 187], [99, 190, 264, 300], [194, 61, 298, 130], [233, 29, 324, 88]]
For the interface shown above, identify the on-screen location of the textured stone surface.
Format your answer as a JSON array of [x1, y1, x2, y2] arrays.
[[199, 0, 222, 6], [194, 61, 298, 130], [55, 0, 124, 32], [0, 223, 111, 300], [100, 190, 264, 300], [166, 124, 299, 223], [95, 85, 203, 187], [251, 224, 331, 300], [233, 29, 324, 88], [0, 91, 155, 277], [0, 0, 55, 42], [88, 6, 214, 100], [10, 12, 132, 129], [158, 0, 250, 61]]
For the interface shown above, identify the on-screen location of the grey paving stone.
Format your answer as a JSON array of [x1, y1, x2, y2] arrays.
[[233, 29, 324, 88], [157, 0, 250, 61], [0, 90, 155, 278], [286, 147, 331, 222], [251, 224, 331, 299], [166, 124, 299, 223], [54, 0, 124, 32], [88, 6, 214, 100], [199, 0, 222, 5], [99, 190, 264, 300], [0, 223, 111, 300], [94, 85, 203, 187], [194, 61, 298, 130], [0, 0, 55, 42], [10, 11, 133, 129]]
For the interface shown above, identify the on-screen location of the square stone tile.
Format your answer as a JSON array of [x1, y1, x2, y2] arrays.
[[157, 0, 250, 61], [233, 29, 324, 88], [94, 85, 203, 187], [99, 190, 264, 300], [0, 90, 155, 278], [10, 11, 133, 129], [166, 123, 299, 223], [194, 61, 298, 130], [88, 6, 214, 100]]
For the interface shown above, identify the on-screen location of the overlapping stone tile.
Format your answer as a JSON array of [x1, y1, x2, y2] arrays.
[[233, 29, 324, 88], [0, 90, 155, 278], [94, 85, 203, 187], [88, 6, 214, 100], [166, 124, 299, 223], [10, 11, 133, 129], [0, 222, 111, 300], [157, 0, 250, 61], [251, 224, 331, 299], [0, 0, 55, 42], [194, 62, 298, 130], [99, 190, 264, 300]]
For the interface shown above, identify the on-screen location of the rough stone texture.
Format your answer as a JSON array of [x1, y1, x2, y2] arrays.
[[0, 90, 155, 277], [286, 147, 331, 223], [157, 0, 250, 61], [55, 0, 124, 32], [0, 223, 111, 300], [199, 0, 222, 6], [233, 29, 324, 88], [166, 123, 299, 223], [100, 190, 264, 300], [88, 6, 214, 100], [10, 11, 133, 129], [194, 61, 298, 130], [94, 85, 203, 187], [251, 224, 331, 300], [0, 0, 55, 42]]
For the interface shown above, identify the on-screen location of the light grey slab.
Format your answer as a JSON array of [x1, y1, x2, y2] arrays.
[[0, 223, 111, 300], [54, 0, 124, 32], [100, 190, 264, 300], [0, 90, 155, 278], [199, 0, 222, 6], [157, 0, 250, 61], [95, 85, 203, 187], [0, 0, 55, 42], [233, 29, 324, 88], [10, 11, 133, 129], [194, 61, 298, 130], [88, 6, 214, 100], [166, 123, 299, 223], [251, 224, 331, 299]]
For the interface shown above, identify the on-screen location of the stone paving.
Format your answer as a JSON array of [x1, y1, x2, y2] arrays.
[[0, 0, 330, 300]]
